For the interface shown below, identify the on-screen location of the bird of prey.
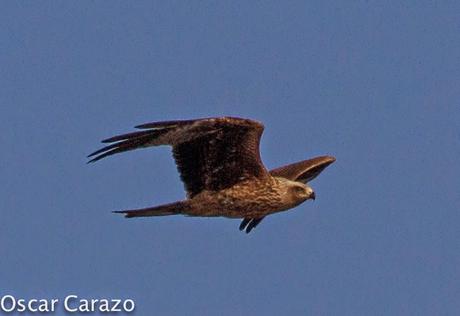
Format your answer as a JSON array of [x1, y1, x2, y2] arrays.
[[88, 117, 335, 233]]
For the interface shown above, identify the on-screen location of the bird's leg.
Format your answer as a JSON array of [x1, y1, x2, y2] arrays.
[[239, 218, 251, 231], [239, 217, 264, 233], [245, 218, 263, 233]]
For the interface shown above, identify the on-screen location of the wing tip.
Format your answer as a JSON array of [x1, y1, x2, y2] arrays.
[[307, 155, 336, 167], [316, 155, 336, 163], [112, 210, 133, 218]]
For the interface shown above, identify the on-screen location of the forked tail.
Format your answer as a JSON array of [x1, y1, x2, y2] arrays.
[[113, 200, 189, 218]]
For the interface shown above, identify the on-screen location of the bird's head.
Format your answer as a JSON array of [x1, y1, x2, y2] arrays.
[[288, 182, 315, 201], [277, 178, 316, 207]]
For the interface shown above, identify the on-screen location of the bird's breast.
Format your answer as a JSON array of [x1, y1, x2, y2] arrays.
[[191, 178, 290, 218]]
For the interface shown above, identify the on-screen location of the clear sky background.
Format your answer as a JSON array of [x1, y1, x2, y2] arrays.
[[1, 1, 459, 315]]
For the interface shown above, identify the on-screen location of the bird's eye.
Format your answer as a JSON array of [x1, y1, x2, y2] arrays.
[[293, 186, 305, 195]]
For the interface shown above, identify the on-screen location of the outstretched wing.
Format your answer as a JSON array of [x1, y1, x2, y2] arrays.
[[269, 156, 336, 183], [239, 155, 336, 233], [88, 117, 268, 197]]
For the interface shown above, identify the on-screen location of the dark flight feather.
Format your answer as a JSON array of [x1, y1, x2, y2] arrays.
[[88, 117, 268, 197]]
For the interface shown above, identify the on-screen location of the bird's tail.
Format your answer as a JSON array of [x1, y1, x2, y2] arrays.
[[113, 200, 190, 218]]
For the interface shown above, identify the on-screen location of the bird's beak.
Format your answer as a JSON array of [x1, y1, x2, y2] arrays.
[[310, 191, 316, 200]]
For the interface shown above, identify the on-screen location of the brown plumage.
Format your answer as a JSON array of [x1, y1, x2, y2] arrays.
[[88, 117, 335, 233]]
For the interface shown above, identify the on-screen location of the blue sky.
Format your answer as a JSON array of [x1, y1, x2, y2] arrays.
[[1, 1, 459, 315]]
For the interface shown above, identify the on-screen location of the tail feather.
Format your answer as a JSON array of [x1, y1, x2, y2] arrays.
[[113, 201, 189, 218]]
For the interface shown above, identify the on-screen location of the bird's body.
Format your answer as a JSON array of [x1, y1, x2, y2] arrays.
[[88, 116, 335, 233], [186, 176, 312, 218]]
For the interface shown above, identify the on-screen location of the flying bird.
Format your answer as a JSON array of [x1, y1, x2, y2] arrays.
[[88, 117, 335, 233]]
